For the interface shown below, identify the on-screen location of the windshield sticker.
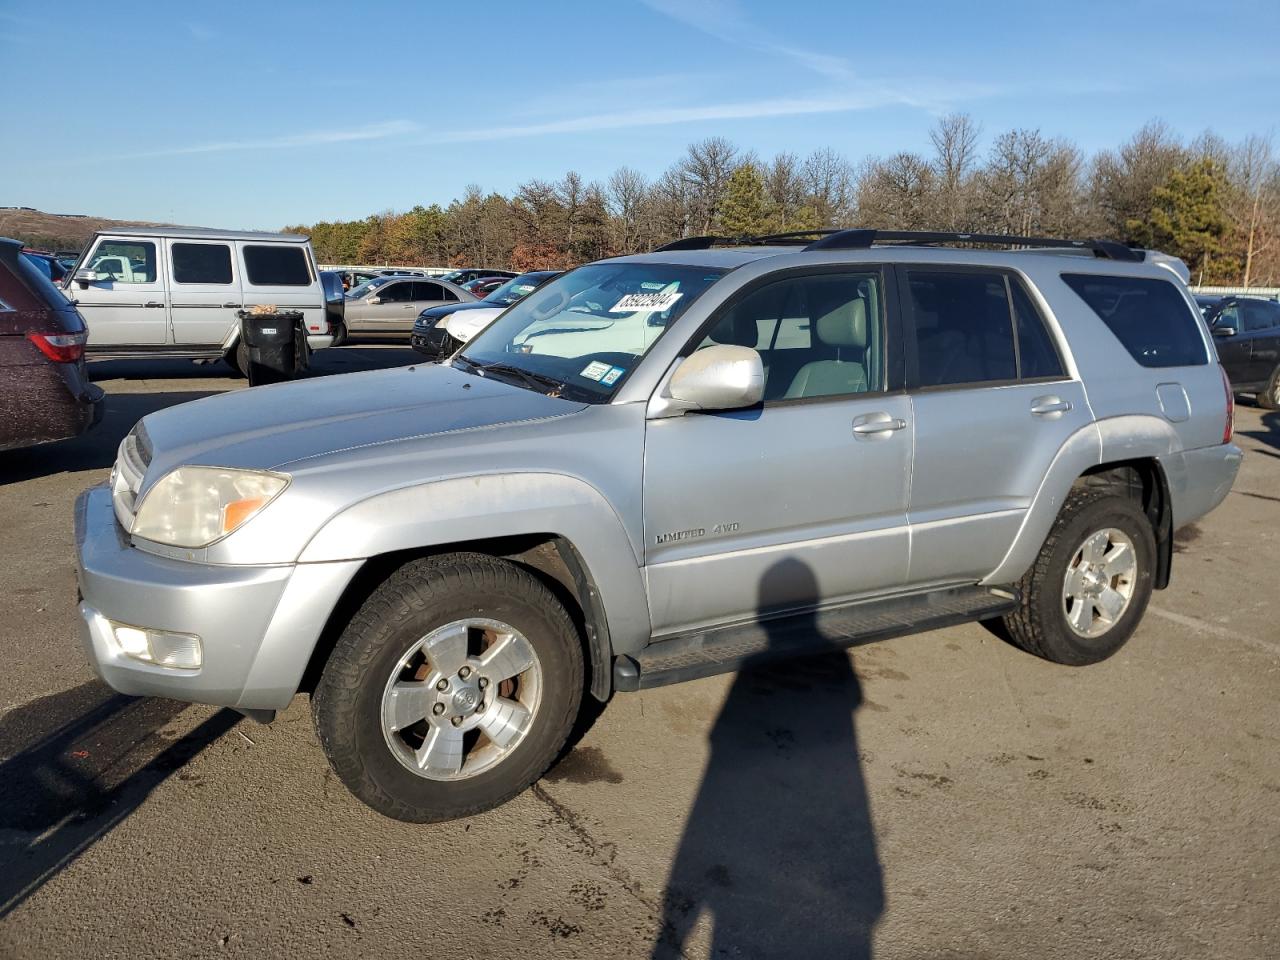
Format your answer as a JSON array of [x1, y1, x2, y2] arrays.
[[610, 291, 683, 314], [640, 281, 666, 290], [601, 366, 626, 386], [580, 360, 612, 381]]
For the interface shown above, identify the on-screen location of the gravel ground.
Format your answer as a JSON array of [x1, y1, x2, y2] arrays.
[[0, 345, 1276, 960]]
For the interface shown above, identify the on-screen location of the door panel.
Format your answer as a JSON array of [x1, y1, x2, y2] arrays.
[[77, 237, 168, 347], [908, 381, 1090, 583], [643, 397, 913, 635], [168, 240, 241, 346]]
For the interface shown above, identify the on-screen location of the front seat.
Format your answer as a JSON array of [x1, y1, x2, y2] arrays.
[[784, 298, 868, 399]]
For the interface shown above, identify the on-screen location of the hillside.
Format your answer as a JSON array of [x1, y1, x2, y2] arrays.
[[0, 207, 177, 253]]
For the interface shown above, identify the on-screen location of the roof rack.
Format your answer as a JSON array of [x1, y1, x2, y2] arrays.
[[653, 229, 1143, 262]]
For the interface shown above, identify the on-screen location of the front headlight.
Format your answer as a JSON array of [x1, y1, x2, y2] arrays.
[[131, 466, 289, 548]]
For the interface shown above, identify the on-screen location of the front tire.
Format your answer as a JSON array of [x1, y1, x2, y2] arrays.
[[312, 553, 583, 822], [1003, 490, 1155, 665]]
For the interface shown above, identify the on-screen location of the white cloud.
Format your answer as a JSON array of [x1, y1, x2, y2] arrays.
[[103, 120, 420, 160]]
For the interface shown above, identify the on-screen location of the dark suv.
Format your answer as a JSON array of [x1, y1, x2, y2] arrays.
[[0, 238, 103, 451], [1205, 295, 1280, 407]]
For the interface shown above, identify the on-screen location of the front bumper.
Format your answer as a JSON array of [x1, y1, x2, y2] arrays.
[[410, 324, 454, 359], [74, 484, 361, 711]]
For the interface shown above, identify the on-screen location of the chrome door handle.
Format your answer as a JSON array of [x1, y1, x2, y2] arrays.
[[852, 413, 908, 436], [1030, 396, 1071, 417]]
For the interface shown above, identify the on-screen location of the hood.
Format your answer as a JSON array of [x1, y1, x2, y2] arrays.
[[138, 362, 586, 477], [417, 299, 495, 323], [447, 307, 504, 342]]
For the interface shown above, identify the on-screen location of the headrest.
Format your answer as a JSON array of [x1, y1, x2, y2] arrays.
[[815, 298, 867, 348]]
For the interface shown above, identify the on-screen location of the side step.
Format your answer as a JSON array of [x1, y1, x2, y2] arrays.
[[613, 585, 1017, 692]]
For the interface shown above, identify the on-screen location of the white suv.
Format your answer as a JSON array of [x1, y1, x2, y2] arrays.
[[66, 227, 334, 373]]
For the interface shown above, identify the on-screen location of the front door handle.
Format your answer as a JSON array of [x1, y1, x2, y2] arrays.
[[223, 301, 242, 308], [144, 301, 165, 308], [1030, 396, 1072, 417], [852, 412, 908, 437]]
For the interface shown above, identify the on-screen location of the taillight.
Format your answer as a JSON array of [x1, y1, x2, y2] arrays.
[[28, 330, 87, 363], [1220, 364, 1234, 444]]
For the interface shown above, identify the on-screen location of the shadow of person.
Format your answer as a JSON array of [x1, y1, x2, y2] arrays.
[[654, 557, 884, 959]]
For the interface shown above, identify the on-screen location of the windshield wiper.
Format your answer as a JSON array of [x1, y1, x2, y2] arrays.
[[457, 357, 568, 397]]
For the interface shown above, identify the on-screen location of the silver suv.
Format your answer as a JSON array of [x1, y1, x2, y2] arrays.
[[74, 229, 1242, 822]]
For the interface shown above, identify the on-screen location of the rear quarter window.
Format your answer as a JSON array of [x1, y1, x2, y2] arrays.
[[1062, 274, 1208, 368], [243, 245, 312, 286]]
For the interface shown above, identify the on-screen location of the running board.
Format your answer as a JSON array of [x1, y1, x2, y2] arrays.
[[613, 585, 1017, 692]]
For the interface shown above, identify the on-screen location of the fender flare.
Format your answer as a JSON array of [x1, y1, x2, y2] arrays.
[[983, 415, 1180, 586], [298, 472, 653, 679]]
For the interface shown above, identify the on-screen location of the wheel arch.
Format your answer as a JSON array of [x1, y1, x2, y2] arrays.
[[984, 416, 1178, 588]]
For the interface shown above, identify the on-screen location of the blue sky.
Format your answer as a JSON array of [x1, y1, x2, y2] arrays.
[[3, 0, 1278, 230]]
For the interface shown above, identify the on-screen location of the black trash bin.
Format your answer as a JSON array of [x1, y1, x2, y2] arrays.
[[237, 310, 308, 386]]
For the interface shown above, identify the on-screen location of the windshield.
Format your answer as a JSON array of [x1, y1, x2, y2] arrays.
[[482, 273, 551, 306], [455, 262, 725, 402], [347, 276, 392, 299]]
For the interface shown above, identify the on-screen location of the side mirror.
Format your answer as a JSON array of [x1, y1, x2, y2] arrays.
[[1213, 324, 1237, 338], [73, 267, 97, 288], [653, 345, 764, 418], [367, 296, 382, 305]]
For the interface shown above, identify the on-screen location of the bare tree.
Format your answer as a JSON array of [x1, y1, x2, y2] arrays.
[[929, 113, 981, 229], [680, 137, 739, 234], [801, 148, 856, 225], [1089, 120, 1186, 240], [856, 153, 936, 229], [606, 166, 650, 252], [1227, 134, 1280, 287]]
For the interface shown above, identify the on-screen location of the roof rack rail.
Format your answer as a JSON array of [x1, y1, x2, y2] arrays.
[[803, 229, 1143, 262], [653, 236, 730, 251]]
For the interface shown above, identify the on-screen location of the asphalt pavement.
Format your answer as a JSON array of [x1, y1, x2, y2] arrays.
[[0, 344, 1276, 959]]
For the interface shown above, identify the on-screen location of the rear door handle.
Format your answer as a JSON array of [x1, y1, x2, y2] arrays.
[[144, 301, 165, 308], [852, 413, 908, 437], [223, 301, 242, 308], [1030, 396, 1072, 417]]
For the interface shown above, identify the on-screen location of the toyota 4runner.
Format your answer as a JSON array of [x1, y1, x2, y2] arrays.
[[74, 229, 1242, 822]]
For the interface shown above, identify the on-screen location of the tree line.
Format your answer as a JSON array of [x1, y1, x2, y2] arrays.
[[290, 116, 1280, 286]]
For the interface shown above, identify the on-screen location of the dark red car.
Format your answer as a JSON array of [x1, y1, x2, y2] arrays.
[[1, 237, 104, 451]]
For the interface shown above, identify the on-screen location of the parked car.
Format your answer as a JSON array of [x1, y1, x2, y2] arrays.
[[320, 270, 347, 346], [436, 268, 518, 286], [411, 270, 561, 359], [342, 275, 476, 336], [74, 229, 1240, 823], [64, 227, 334, 377], [22, 250, 69, 286], [1205, 295, 1280, 407], [1, 238, 103, 450]]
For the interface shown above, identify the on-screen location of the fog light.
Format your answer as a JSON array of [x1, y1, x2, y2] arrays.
[[110, 622, 202, 669]]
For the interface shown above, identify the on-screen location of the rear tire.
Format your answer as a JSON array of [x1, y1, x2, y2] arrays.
[[1257, 366, 1280, 410], [330, 321, 347, 348], [1002, 489, 1155, 665], [225, 339, 249, 379], [312, 553, 583, 822]]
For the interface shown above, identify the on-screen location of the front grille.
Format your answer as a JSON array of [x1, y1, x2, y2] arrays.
[[111, 424, 152, 531]]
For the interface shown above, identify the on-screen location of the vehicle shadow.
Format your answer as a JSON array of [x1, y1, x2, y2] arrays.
[[0, 681, 239, 919], [653, 558, 884, 959], [0, 390, 223, 484], [1239, 409, 1280, 456]]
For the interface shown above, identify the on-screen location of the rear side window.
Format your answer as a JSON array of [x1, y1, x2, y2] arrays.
[[172, 243, 233, 284], [1062, 274, 1208, 368], [243, 245, 311, 286]]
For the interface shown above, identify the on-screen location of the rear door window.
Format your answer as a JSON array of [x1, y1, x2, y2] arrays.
[[243, 245, 311, 286], [1242, 300, 1278, 332], [1009, 280, 1065, 379], [1061, 274, 1208, 367], [172, 243, 233, 284], [905, 269, 1017, 386]]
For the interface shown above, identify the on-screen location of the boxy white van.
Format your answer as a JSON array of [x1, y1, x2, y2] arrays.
[[66, 227, 334, 374]]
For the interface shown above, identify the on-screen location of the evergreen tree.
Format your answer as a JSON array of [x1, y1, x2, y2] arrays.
[[718, 163, 769, 237], [1134, 158, 1230, 283]]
